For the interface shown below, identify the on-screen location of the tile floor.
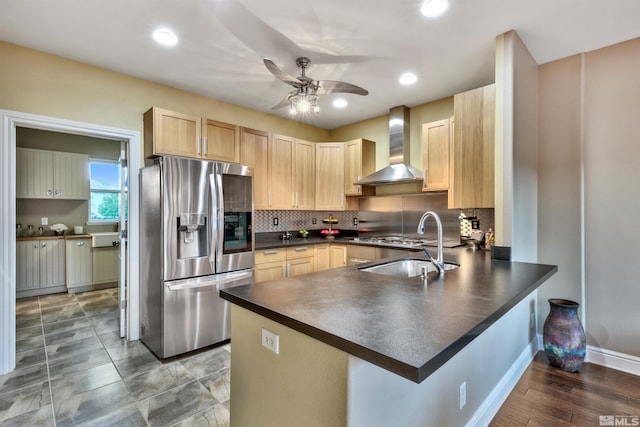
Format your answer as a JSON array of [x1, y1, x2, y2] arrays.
[[1, 288, 231, 426]]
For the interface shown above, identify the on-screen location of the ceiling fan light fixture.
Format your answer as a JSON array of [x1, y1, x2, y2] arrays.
[[420, 0, 448, 17], [152, 29, 178, 46], [289, 93, 319, 115], [333, 98, 348, 109], [399, 73, 417, 86]]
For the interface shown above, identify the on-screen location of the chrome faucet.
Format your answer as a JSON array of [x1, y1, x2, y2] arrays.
[[417, 211, 445, 275]]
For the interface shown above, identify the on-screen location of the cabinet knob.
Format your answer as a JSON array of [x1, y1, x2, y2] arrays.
[[41, 243, 46, 248], [33, 244, 39, 249], [55, 190, 61, 196], [77, 241, 85, 246], [47, 190, 52, 196]]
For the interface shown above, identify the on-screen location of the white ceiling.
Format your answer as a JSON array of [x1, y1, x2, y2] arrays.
[[1, 0, 639, 129]]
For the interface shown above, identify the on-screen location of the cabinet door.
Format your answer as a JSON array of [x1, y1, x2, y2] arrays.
[[344, 139, 376, 196], [450, 84, 495, 208], [16, 148, 54, 198], [314, 244, 331, 272], [53, 151, 90, 199], [316, 143, 346, 210], [66, 239, 93, 287], [93, 246, 119, 284], [329, 244, 347, 269], [288, 257, 314, 277], [39, 239, 65, 288], [270, 134, 294, 209], [16, 241, 40, 290], [203, 119, 240, 163], [240, 127, 270, 209], [255, 260, 286, 283], [145, 107, 202, 158], [293, 139, 315, 210], [421, 119, 450, 192]]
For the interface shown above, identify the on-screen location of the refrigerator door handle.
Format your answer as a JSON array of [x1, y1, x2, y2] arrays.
[[166, 270, 253, 292], [208, 171, 223, 270]]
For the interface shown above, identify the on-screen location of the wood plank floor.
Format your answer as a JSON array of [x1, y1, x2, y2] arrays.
[[490, 352, 640, 426]]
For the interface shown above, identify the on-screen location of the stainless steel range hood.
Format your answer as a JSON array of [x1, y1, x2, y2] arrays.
[[357, 105, 423, 186]]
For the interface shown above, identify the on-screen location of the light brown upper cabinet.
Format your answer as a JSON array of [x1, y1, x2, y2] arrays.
[[316, 143, 348, 211], [239, 127, 270, 209], [269, 134, 295, 209], [344, 139, 376, 196], [293, 139, 316, 210], [421, 119, 450, 192], [144, 107, 240, 163], [449, 84, 495, 209]]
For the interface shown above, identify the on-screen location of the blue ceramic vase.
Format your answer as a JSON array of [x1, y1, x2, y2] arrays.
[[543, 299, 586, 372]]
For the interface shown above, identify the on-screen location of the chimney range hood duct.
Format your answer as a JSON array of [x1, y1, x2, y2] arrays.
[[357, 105, 424, 186]]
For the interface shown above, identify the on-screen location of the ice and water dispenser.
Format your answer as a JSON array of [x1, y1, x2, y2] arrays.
[[177, 213, 207, 259]]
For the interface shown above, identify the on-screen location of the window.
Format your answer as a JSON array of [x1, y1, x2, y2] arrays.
[[89, 159, 126, 223]]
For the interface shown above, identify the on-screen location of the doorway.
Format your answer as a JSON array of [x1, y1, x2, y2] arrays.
[[0, 110, 141, 375]]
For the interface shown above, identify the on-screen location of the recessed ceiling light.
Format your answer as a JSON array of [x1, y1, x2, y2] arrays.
[[152, 29, 178, 46], [399, 73, 417, 86], [333, 98, 348, 109], [421, 0, 448, 17]]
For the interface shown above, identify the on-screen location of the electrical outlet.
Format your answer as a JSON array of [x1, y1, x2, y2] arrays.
[[261, 328, 279, 354], [353, 217, 359, 226], [530, 313, 535, 329], [471, 220, 480, 229], [273, 217, 279, 226], [41, 217, 48, 225], [459, 382, 466, 409], [312, 218, 317, 225]]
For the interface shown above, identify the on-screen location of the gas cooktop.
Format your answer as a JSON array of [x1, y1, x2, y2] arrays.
[[344, 236, 464, 249]]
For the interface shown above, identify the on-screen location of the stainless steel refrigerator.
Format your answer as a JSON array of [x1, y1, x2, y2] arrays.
[[139, 156, 254, 358]]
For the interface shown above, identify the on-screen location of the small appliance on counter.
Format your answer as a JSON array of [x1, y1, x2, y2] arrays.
[[139, 156, 254, 358]]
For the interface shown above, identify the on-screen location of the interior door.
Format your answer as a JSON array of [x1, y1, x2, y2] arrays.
[[118, 141, 128, 338]]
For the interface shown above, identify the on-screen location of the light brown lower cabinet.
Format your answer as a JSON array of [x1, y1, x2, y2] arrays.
[[255, 243, 350, 282]]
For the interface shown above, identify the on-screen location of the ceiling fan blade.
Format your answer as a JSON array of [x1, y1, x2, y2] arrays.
[[263, 59, 302, 85], [271, 92, 296, 110], [209, 0, 301, 59], [316, 80, 369, 96]]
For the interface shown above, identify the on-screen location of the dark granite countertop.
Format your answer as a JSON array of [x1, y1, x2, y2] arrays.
[[221, 248, 557, 383]]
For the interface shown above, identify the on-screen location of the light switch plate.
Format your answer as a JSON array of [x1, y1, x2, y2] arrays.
[[41, 217, 48, 225]]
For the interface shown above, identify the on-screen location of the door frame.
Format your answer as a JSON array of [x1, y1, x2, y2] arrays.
[[0, 109, 141, 375]]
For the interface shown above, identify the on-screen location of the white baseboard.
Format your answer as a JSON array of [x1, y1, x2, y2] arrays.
[[587, 345, 640, 376], [466, 340, 538, 427]]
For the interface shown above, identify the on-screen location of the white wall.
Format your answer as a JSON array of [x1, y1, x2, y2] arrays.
[[538, 37, 640, 358], [495, 31, 539, 263]]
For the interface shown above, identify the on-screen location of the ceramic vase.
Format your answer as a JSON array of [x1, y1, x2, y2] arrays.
[[543, 299, 586, 372]]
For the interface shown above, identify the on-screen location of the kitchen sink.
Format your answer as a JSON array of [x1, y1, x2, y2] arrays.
[[90, 232, 120, 248], [358, 257, 459, 278]]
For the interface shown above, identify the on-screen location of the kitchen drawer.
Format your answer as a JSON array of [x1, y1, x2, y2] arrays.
[[347, 244, 377, 266], [255, 248, 287, 264], [286, 245, 313, 260]]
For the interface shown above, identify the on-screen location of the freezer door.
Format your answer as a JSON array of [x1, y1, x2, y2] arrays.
[[162, 270, 254, 358]]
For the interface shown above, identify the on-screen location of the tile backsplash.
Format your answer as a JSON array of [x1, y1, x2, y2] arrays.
[[255, 210, 359, 233]]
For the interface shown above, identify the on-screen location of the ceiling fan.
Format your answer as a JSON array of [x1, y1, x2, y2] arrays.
[[264, 57, 369, 115]]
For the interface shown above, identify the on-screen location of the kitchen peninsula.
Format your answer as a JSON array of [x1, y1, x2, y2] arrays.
[[221, 248, 557, 426]]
